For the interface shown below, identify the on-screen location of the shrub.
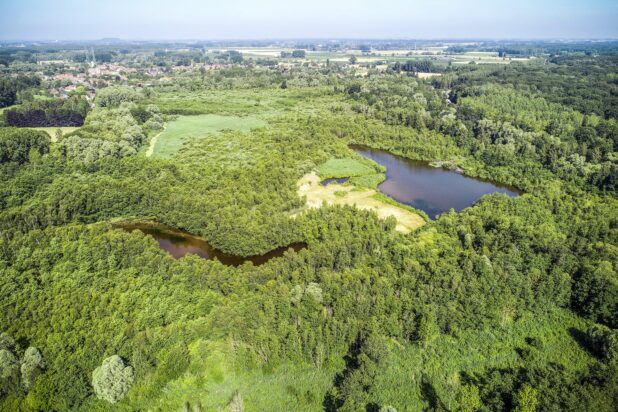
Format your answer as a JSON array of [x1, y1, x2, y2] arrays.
[[0, 349, 19, 395], [587, 324, 618, 364], [96, 86, 141, 108], [92, 355, 134, 404], [573, 261, 618, 327], [21, 347, 44, 389], [305, 282, 324, 304]]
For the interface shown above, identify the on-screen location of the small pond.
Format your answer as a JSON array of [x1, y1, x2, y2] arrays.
[[321, 177, 349, 186], [351, 145, 521, 219], [114, 221, 306, 266]]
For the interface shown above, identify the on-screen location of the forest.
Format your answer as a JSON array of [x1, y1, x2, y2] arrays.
[[0, 40, 617, 411]]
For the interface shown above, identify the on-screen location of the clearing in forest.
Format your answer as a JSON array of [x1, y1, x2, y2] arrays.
[[316, 157, 377, 178], [297, 172, 425, 233], [148, 114, 266, 157], [29, 127, 79, 142]]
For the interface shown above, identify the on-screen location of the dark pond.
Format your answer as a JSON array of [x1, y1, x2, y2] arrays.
[[351, 145, 521, 219], [321, 177, 349, 186], [114, 221, 306, 266]]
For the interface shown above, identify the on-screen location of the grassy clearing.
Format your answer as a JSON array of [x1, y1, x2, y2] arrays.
[[349, 173, 386, 188], [150, 114, 266, 157], [316, 157, 380, 179], [149, 87, 338, 117], [371, 309, 594, 410], [417, 72, 442, 79], [140, 339, 334, 411], [296, 172, 425, 233], [135, 309, 591, 411], [28, 127, 79, 142]]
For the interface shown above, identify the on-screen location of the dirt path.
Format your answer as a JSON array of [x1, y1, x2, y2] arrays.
[[296, 172, 425, 233], [145, 126, 166, 157]]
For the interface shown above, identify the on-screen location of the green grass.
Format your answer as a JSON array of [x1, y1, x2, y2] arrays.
[[372, 192, 430, 221], [149, 88, 337, 117], [136, 339, 335, 411], [126, 309, 592, 411], [349, 172, 386, 188], [27, 127, 79, 142], [369, 309, 595, 411], [316, 158, 378, 179], [150, 114, 267, 157]]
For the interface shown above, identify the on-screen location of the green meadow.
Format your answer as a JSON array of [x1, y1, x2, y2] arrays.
[[148, 114, 267, 157], [315, 157, 382, 179]]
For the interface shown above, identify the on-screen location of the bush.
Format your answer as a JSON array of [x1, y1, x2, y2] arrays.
[[92, 355, 134, 404], [573, 261, 618, 327], [0, 349, 19, 395], [21, 347, 44, 389], [587, 324, 618, 364], [0, 333, 16, 352]]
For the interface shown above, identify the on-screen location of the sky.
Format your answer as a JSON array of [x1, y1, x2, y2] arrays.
[[1, 0, 617, 40]]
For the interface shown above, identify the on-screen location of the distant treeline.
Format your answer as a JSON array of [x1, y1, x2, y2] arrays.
[[391, 59, 441, 73], [446, 41, 618, 56], [4, 97, 90, 127]]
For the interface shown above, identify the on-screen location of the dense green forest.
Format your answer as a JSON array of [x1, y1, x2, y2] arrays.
[[0, 41, 617, 411]]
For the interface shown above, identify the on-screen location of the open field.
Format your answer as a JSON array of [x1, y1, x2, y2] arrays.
[[149, 87, 339, 116], [297, 172, 426, 233], [417, 72, 442, 79], [303, 48, 533, 65], [232, 47, 294, 57], [149, 114, 266, 157]]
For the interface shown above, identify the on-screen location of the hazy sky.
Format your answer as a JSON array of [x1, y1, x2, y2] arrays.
[[1, 0, 617, 40]]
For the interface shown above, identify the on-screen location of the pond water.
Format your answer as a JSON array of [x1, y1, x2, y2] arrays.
[[351, 145, 521, 219], [114, 221, 306, 266], [321, 177, 349, 186]]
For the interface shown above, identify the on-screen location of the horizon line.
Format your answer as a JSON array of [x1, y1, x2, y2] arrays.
[[2, 37, 618, 43]]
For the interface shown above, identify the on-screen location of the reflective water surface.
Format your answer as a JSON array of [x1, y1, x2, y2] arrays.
[[351, 145, 520, 219], [114, 221, 306, 266], [321, 177, 349, 186]]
